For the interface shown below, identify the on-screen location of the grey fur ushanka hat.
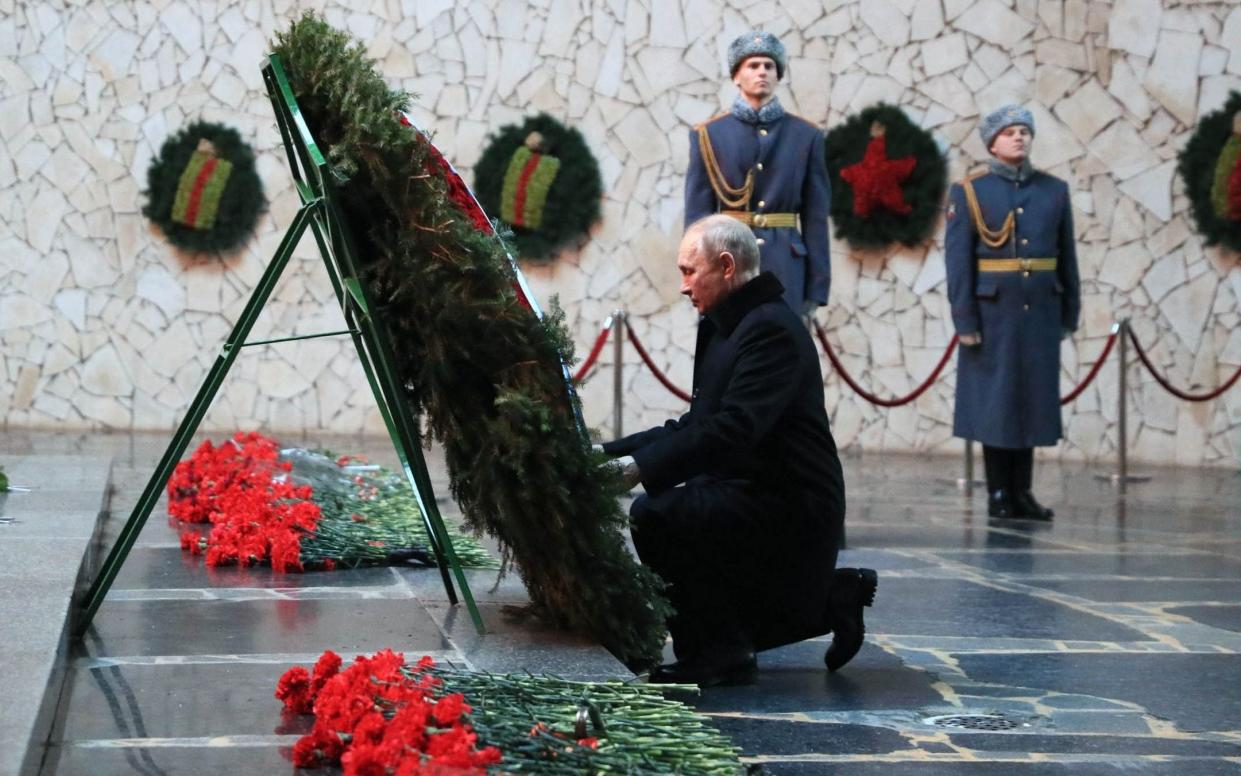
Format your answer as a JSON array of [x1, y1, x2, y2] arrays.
[[728, 31, 787, 79], [980, 104, 1035, 149]]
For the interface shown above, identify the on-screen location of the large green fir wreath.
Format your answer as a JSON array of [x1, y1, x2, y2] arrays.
[[272, 15, 668, 668], [1178, 90, 1241, 253], [143, 121, 266, 255], [472, 114, 602, 260], [825, 103, 947, 249]]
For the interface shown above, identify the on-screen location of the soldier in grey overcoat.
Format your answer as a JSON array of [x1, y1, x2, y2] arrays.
[[945, 105, 1081, 520], [684, 31, 831, 314]]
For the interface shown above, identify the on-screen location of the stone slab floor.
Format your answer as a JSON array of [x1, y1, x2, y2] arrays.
[[5, 430, 1240, 775]]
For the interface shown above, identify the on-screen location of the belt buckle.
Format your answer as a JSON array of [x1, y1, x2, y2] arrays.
[[752, 213, 767, 227], [1019, 258, 1032, 270]]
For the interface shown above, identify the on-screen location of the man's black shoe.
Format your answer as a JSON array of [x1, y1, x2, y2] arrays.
[[648, 649, 757, 687], [1013, 490, 1054, 520], [824, 567, 877, 672], [988, 489, 1016, 518]]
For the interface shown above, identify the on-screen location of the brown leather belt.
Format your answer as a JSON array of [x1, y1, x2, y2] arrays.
[[720, 210, 798, 228], [978, 258, 1057, 272]]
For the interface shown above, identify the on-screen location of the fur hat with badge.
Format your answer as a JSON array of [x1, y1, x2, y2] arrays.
[[727, 31, 787, 80], [979, 104, 1035, 150]]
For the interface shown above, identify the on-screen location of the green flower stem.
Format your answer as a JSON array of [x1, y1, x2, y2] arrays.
[[408, 666, 745, 774]]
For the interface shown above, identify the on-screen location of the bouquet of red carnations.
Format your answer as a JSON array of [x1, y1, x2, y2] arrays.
[[168, 432, 493, 572], [277, 650, 502, 774], [277, 650, 745, 775]]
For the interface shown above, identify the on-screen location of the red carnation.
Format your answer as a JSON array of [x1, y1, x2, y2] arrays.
[[431, 693, 469, 726], [275, 666, 313, 713]]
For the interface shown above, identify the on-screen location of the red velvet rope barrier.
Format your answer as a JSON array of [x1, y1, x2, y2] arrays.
[[624, 320, 692, 402], [1059, 331, 1118, 405], [1127, 327, 1241, 402], [572, 319, 613, 384], [813, 321, 958, 407]]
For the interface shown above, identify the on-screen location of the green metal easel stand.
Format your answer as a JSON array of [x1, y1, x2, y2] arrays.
[[78, 53, 483, 636]]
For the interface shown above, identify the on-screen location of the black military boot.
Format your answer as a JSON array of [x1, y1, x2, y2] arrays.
[[983, 446, 1016, 518], [988, 489, 1016, 518], [1011, 448, 1053, 520], [824, 567, 878, 672]]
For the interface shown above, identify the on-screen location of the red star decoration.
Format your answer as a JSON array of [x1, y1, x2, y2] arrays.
[[840, 134, 917, 218]]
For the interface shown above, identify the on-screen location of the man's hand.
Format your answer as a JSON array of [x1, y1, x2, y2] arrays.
[[613, 455, 642, 489], [959, 332, 982, 346], [801, 299, 819, 319]]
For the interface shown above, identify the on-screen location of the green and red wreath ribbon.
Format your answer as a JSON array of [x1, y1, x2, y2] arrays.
[[500, 142, 561, 229], [171, 140, 235, 230]]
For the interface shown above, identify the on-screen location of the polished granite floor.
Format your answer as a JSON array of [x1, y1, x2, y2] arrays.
[[6, 430, 1240, 775]]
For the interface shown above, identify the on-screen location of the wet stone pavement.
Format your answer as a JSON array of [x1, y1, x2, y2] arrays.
[[6, 431, 1241, 775]]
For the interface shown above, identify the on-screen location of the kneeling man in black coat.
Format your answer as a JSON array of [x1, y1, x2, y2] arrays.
[[603, 214, 877, 687]]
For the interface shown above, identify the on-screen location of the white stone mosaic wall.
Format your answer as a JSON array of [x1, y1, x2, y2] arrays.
[[2, 0, 1240, 466]]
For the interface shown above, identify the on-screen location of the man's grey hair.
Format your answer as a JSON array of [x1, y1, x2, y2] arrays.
[[687, 215, 761, 280]]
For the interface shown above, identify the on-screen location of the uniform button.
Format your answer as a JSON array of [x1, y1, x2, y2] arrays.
[[1021, 238, 1029, 245], [1016, 207, 1024, 214], [756, 163, 764, 171], [759, 129, 768, 136], [757, 200, 766, 209], [1023, 304, 1030, 311], [756, 238, 765, 246], [1023, 271, 1031, 278]]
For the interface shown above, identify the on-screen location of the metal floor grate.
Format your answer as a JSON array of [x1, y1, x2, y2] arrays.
[[923, 713, 1022, 731]]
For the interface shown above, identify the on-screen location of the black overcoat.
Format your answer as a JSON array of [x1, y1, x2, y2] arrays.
[[604, 273, 844, 656], [945, 169, 1082, 449]]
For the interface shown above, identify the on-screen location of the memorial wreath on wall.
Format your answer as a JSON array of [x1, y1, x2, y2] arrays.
[[273, 15, 669, 669], [472, 113, 602, 260], [825, 103, 947, 249], [1178, 90, 1241, 253], [143, 120, 266, 255]]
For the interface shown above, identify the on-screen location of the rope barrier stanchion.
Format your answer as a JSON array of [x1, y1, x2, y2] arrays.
[[1094, 319, 1150, 492], [624, 319, 692, 402], [1060, 326, 1119, 405], [961, 440, 982, 496], [1127, 326, 1241, 402], [812, 321, 959, 408], [572, 314, 614, 384], [613, 310, 625, 439]]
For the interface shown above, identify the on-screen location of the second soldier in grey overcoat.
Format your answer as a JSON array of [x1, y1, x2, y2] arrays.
[[945, 105, 1081, 520]]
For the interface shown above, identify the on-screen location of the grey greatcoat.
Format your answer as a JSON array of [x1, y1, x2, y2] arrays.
[[945, 166, 1081, 449], [685, 104, 831, 310]]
